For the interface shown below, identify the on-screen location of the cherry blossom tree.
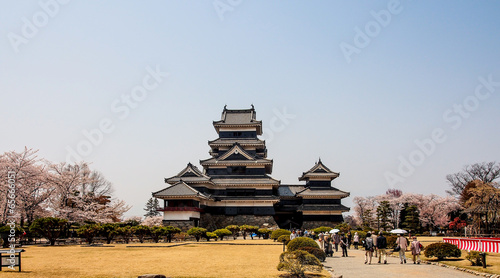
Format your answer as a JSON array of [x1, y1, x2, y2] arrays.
[[353, 196, 377, 229], [0, 148, 53, 226], [400, 193, 459, 231], [141, 215, 163, 227], [48, 162, 129, 223]]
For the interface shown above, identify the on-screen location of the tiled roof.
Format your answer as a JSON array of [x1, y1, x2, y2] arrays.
[[216, 196, 280, 201], [200, 157, 273, 166], [278, 185, 307, 197], [296, 188, 350, 198], [164, 163, 212, 185], [213, 106, 263, 134], [211, 176, 280, 186], [297, 204, 350, 212], [208, 138, 265, 147], [218, 143, 255, 160], [299, 159, 340, 181], [153, 181, 211, 199]]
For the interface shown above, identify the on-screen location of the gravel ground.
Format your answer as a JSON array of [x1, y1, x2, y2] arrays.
[[322, 249, 481, 278]]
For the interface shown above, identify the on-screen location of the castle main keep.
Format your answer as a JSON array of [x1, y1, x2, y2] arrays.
[[153, 106, 350, 230]]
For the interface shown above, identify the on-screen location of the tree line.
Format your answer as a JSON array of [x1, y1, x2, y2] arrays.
[[351, 161, 500, 235], [0, 148, 130, 228]]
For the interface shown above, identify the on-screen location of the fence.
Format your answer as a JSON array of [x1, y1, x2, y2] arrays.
[[443, 237, 500, 253]]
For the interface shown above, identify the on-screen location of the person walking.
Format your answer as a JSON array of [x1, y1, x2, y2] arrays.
[[410, 236, 422, 264], [318, 232, 325, 250], [347, 232, 352, 249], [364, 232, 374, 264], [376, 231, 387, 264], [340, 234, 348, 257], [353, 232, 359, 249], [333, 232, 340, 252], [290, 230, 297, 240], [326, 235, 334, 257], [372, 231, 378, 258], [395, 234, 408, 264]]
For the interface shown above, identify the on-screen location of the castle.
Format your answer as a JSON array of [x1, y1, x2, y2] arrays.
[[153, 106, 349, 230]]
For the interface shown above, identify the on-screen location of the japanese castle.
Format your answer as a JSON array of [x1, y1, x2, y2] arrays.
[[153, 106, 350, 230]]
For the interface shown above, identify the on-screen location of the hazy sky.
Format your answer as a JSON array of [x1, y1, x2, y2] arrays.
[[2, 1, 500, 218]]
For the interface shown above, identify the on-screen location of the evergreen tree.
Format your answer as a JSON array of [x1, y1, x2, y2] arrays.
[[376, 201, 392, 231], [144, 197, 160, 217], [402, 205, 420, 233]]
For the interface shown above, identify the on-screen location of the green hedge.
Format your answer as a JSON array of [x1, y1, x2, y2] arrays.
[[298, 246, 326, 262], [271, 229, 291, 240], [424, 242, 461, 260], [312, 226, 333, 234], [277, 235, 291, 245], [287, 237, 319, 251]]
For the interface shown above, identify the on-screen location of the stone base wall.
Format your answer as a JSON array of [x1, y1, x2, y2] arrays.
[[302, 221, 342, 230], [162, 220, 196, 232], [200, 213, 278, 230]]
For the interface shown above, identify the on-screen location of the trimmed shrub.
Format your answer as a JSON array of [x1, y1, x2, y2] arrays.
[[287, 237, 319, 251], [466, 251, 483, 266], [386, 235, 398, 247], [213, 229, 232, 241], [77, 224, 101, 245], [239, 225, 258, 240], [187, 227, 207, 242], [258, 228, 272, 239], [205, 232, 217, 241], [163, 226, 181, 243], [424, 242, 461, 260], [131, 225, 150, 243], [298, 246, 327, 262], [277, 235, 290, 245], [277, 250, 322, 277], [334, 223, 351, 234], [352, 230, 367, 241], [312, 226, 333, 234], [225, 225, 240, 240], [271, 229, 291, 241]]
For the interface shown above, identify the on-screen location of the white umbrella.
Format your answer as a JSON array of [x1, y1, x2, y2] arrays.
[[329, 229, 340, 234], [390, 229, 408, 234]]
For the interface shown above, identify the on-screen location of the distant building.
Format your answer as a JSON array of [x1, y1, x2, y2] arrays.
[[153, 106, 349, 230]]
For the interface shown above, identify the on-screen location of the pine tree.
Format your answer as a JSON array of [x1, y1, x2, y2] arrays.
[[402, 205, 420, 233], [144, 197, 160, 217], [376, 201, 393, 231]]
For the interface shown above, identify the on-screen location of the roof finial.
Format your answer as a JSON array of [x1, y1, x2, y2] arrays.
[[224, 104, 227, 110], [318, 157, 322, 164], [251, 104, 254, 109]]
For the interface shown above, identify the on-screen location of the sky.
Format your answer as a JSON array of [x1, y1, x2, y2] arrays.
[[1, 0, 500, 218]]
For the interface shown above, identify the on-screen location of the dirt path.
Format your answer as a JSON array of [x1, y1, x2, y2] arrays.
[[323, 249, 479, 278]]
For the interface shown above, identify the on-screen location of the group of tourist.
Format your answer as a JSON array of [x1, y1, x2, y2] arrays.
[[362, 232, 423, 265], [288, 228, 423, 265]]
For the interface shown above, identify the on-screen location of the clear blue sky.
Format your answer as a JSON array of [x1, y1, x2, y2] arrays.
[[2, 1, 500, 217]]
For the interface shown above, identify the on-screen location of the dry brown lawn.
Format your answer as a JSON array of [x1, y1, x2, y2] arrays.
[[0, 240, 330, 278]]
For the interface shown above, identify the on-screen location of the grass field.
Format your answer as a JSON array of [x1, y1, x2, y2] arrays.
[[0, 240, 329, 278]]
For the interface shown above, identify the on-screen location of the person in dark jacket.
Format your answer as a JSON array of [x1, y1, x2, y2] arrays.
[[340, 234, 348, 257], [376, 231, 388, 264]]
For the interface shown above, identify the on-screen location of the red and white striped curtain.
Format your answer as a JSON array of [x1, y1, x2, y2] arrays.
[[444, 238, 500, 253]]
